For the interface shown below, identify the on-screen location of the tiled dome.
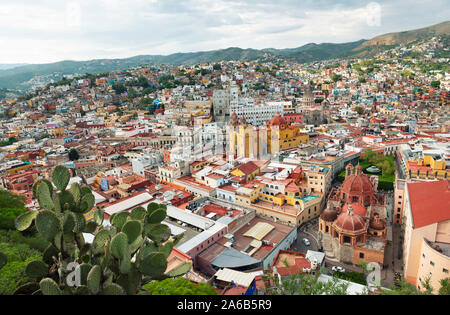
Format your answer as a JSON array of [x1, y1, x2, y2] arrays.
[[269, 112, 286, 126], [320, 207, 338, 222], [341, 203, 367, 217], [334, 205, 366, 233]]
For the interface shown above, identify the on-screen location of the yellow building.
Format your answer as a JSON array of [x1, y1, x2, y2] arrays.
[[51, 127, 65, 137], [406, 153, 449, 181], [228, 112, 308, 158]]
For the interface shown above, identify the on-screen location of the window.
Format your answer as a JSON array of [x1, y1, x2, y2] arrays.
[[430, 261, 435, 266], [443, 269, 449, 274], [359, 253, 364, 259]]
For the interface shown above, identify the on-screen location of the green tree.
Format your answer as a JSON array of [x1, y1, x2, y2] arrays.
[[264, 271, 357, 295], [330, 73, 342, 83], [438, 277, 450, 295], [112, 83, 126, 94], [380, 277, 432, 295], [68, 148, 79, 161], [144, 277, 218, 295], [355, 106, 364, 115], [431, 80, 441, 89]]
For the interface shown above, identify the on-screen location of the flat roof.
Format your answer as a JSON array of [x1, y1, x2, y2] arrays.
[[176, 220, 227, 254], [104, 192, 153, 216], [214, 268, 263, 288], [162, 221, 186, 236], [243, 222, 275, 240], [166, 205, 215, 230]]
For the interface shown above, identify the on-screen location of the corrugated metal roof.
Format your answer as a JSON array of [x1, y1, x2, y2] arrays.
[[214, 268, 263, 288], [176, 221, 227, 253], [104, 192, 152, 215], [243, 222, 274, 240], [166, 205, 215, 230], [163, 221, 186, 236], [211, 248, 260, 269]]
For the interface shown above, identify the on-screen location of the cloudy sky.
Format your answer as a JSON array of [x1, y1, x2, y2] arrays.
[[0, 0, 448, 64]]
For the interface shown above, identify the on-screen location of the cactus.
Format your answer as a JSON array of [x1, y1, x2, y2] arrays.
[[32, 179, 53, 198], [122, 220, 142, 244], [24, 260, 48, 279], [51, 165, 70, 191], [39, 278, 62, 295], [69, 183, 81, 204], [147, 224, 171, 244], [87, 265, 101, 294], [130, 206, 146, 221], [110, 232, 128, 260], [35, 210, 61, 241], [139, 252, 167, 278], [15, 210, 38, 231], [102, 283, 125, 295], [36, 182, 55, 210], [111, 212, 129, 230], [15, 165, 191, 295]]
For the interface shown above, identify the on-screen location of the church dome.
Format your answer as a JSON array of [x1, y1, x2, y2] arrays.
[[370, 215, 386, 230], [342, 203, 367, 217], [334, 205, 366, 233], [320, 207, 338, 222], [341, 172, 375, 196], [269, 112, 286, 126]]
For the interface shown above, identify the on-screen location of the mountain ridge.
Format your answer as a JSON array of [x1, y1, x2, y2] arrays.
[[1, 20, 448, 91]]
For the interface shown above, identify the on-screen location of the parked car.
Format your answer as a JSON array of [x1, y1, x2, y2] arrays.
[[332, 266, 346, 273], [302, 238, 310, 246]]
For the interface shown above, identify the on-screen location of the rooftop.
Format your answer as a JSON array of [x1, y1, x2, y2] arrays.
[[407, 180, 450, 229]]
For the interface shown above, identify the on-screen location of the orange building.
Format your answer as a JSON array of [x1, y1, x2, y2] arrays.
[[402, 180, 450, 294]]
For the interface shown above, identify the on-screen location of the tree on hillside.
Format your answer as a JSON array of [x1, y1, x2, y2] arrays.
[[431, 80, 441, 89], [355, 106, 365, 115], [68, 148, 79, 161], [112, 83, 126, 94]]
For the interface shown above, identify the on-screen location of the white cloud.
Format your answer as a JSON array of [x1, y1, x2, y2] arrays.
[[0, 0, 448, 63]]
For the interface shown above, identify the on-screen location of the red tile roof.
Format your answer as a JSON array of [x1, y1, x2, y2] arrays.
[[407, 180, 450, 229], [235, 161, 259, 175]]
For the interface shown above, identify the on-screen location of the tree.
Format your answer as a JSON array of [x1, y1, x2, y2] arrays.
[[380, 277, 433, 295], [144, 277, 218, 295], [263, 271, 357, 295], [354, 106, 364, 115], [112, 83, 126, 94], [68, 148, 79, 161], [330, 73, 342, 83], [213, 64, 221, 71], [431, 80, 441, 89], [438, 277, 450, 295]]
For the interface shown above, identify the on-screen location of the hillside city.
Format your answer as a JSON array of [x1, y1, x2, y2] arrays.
[[0, 33, 449, 296]]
